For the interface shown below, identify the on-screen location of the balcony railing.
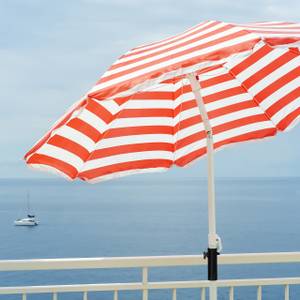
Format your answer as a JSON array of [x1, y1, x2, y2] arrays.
[[0, 252, 299, 300]]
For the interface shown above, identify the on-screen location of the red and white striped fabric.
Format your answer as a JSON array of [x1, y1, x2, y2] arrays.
[[25, 21, 300, 182]]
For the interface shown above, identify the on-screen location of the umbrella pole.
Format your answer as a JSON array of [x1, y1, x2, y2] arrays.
[[187, 73, 218, 300]]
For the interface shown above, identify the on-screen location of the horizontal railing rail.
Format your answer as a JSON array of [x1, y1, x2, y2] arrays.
[[0, 252, 299, 299], [1, 278, 300, 293], [0, 252, 300, 271]]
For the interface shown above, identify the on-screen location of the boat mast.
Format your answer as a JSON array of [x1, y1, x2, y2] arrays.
[[26, 191, 30, 215]]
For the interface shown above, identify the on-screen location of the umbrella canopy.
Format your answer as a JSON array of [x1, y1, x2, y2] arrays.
[[24, 21, 300, 182]]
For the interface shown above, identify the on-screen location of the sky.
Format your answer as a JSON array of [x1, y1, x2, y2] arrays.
[[1, 0, 300, 179]]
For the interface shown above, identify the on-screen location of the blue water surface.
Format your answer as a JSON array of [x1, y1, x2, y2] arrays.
[[0, 177, 299, 300]]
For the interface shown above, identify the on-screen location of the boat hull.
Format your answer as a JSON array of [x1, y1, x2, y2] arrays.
[[14, 219, 39, 226]]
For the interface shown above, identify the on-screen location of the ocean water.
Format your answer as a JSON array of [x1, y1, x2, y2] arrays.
[[0, 177, 299, 300]]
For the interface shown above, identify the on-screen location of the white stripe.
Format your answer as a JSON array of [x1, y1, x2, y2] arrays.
[[111, 117, 173, 128], [95, 134, 174, 149], [105, 27, 243, 77], [174, 139, 206, 160], [175, 121, 275, 161], [143, 82, 178, 92], [224, 41, 266, 70], [28, 164, 73, 180], [174, 91, 196, 107], [99, 59, 226, 100], [175, 123, 204, 141], [241, 22, 297, 27], [260, 77, 300, 110], [99, 100, 120, 114], [227, 47, 286, 81], [124, 100, 174, 109], [241, 23, 300, 29], [53, 126, 95, 152], [249, 56, 300, 96], [213, 121, 275, 143], [210, 107, 265, 127], [28, 98, 86, 154], [254, 33, 300, 38], [90, 33, 257, 92], [272, 97, 300, 124], [81, 151, 173, 171], [200, 79, 241, 97], [126, 21, 217, 55], [243, 27, 300, 32], [206, 93, 252, 111], [78, 110, 108, 133], [176, 93, 257, 123], [175, 106, 201, 125], [199, 67, 228, 78], [274, 42, 300, 48], [86, 167, 168, 183], [108, 23, 232, 70], [37, 144, 83, 169]]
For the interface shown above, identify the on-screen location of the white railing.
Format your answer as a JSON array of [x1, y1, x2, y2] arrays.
[[0, 252, 299, 300]]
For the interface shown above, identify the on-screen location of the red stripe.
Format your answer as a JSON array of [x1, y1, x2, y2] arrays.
[[119, 108, 173, 118], [100, 31, 250, 84], [47, 135, 90, 161], [249, 29, 300, 34], [200, 72, 233, 88], [230, 44, 273, 75], [131, 91, 174, 99], [208, 100, 258, 119], [79, 159, 172, 180], [24, 99, 87, 160], [264, 37, 300, 46], [175, 147, 206, 167], [90, 143, 173, 160], [203, 86, 246, 104], [212, 115, 270, 134], [110, 24, 233, 70], [27, 154, 78, 179], [266, 87, 300, 117], [115, 91, 174, 106], [67, 118, 101, 143], [174, 99, 198, 116], [254, 66, 300, 102], [175, 131, 206, 150], [174, 115, 202, 133], [175, 128, 277, 167], [241, 22, 297, 27], [86, 99, 114, 124], [174, 84, 192, 98], [214, 128, 277, 148], [105, 126, 173, 138], [161, 77, 182, 84], [197, 64, 224, 76], [89, 39, 259, 100], [122, 21, 219, 58], [243, 50, 297, 88], [277, 107, 300, 131]]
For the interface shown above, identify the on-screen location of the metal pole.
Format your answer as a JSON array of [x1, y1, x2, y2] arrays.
[[186, 73, 218, 300]]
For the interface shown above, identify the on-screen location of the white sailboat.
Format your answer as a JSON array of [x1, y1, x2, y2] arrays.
[[14, 192, 39, 226]]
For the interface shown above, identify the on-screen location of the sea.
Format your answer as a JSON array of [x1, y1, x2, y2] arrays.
[[0, 177, 299, 300]]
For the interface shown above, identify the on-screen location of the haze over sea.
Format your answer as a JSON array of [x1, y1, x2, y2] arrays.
[[0, 177, 299, 300]]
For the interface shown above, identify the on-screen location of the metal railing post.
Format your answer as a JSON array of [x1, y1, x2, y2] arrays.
[[142, 267, 148, 300]]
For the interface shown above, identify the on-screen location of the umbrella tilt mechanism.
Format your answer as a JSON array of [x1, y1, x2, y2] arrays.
[[204, 234, 223, 280]]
